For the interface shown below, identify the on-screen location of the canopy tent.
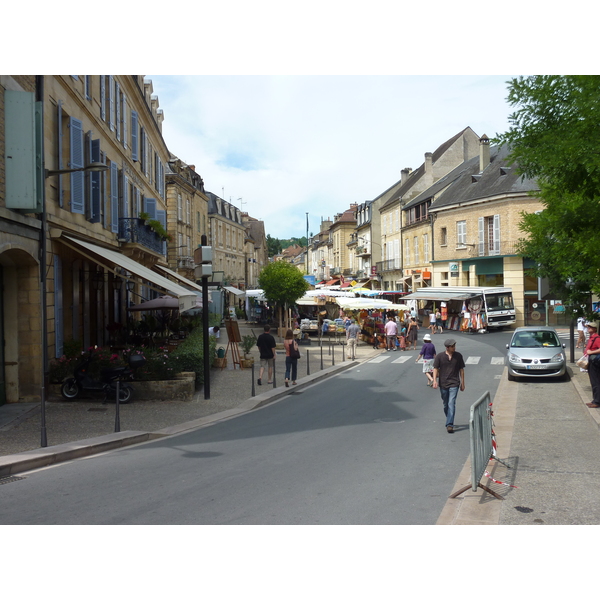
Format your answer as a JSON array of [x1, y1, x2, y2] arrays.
[[402, 290, 481, 302], [223, 285, 246, 297], [336, 297, 396, 310]]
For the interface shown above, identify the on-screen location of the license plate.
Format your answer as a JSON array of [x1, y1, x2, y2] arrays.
[[526, 365, 547, 370]]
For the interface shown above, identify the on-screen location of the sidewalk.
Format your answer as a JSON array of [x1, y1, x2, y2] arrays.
[[437, 343, 600, 525], [2, 327, 600, 526], [0, 322, 378, 476]]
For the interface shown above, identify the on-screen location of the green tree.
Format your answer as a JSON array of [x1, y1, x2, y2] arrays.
[[258, 261, 309, 334], [266, 234, 282, 257], [495, 75, 600, 313]]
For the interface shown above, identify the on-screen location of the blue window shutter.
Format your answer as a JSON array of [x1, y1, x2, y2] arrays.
[[122, 95, 128, 149], [57, 101, 64, 208], [100, 76, 105, 121], [90, 139, 101, 223], [122, 173, 129, 218], [69, 117, 84, 214], [115, 81, 121, 142], [131, 111, 138, 161], [157, 209, 167, 255], [109, 75, 115, 131], [144, 197, 157, 220], [111, 163, 119, 233]]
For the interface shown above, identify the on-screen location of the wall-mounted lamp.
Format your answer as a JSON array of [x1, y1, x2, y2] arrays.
[[45, 161, 109, 179]]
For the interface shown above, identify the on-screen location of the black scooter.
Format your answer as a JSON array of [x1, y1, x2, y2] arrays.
[[60, 347, 146, 403]]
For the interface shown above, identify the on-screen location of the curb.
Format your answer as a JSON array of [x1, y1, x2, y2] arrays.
[[0, 358, 365, 478]]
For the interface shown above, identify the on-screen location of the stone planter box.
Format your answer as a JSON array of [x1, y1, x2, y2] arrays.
[[48, 372, 197, 402]]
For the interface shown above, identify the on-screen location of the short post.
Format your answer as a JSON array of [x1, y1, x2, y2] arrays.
[[273, 360, 277, 388], [114, 381, 121, 433], [332, 342, 335, 366], [251, 363, 256, 397], [306, 349, 310, 375], [320, 344, 324, 370]]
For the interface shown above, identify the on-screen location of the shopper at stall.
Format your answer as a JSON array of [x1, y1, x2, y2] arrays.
[[346, 319, 361, 360], [384, 316, 398, 351], [406, 317, 419, 350], [416, 333, 437, 386]]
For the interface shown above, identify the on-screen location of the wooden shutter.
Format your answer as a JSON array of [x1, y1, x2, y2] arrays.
[[478, 217, 485, 256], [131, 110, 138, 160], [110, 163, 119, 233], [90, 139, 101, 223], [69, 117, 84, 214], [144, 197, 157, 220], [493, 214, 501, 255]]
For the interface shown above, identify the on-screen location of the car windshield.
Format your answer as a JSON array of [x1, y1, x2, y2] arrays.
[[511, 331, 560, 348]]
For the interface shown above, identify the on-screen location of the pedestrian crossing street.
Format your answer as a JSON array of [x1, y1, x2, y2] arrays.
[[368, 352, 506, 365]]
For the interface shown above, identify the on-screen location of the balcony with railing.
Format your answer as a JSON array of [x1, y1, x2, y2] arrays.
[[467, 240, 521, 257], [119, 218, 165, 255], [377, 259, 402, 273]]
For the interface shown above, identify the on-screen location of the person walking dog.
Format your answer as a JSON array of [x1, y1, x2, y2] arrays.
[[432, 338, 465, 434]]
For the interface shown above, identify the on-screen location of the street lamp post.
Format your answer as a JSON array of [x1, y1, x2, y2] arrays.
[[41, 159, 109, 447]]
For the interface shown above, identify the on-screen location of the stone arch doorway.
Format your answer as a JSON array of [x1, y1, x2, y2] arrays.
[[0, 246, 41, 404]]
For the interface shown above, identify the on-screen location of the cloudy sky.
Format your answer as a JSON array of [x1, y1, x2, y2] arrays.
[[148, 74, 516, 239]]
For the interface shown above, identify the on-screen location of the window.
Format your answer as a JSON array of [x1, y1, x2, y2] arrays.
[[177, 194, 182, 221], [457, 221, 466, 248], [405, 238, 410, 266], [479, 215, 500, 256], [423, 233, 429, 263], [414, 236, 419, 264], [69, 116, 84, 214], [440, 227, 447, 246], [131, 111, 138, 160]]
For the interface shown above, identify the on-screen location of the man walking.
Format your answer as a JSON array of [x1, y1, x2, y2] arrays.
[[384, 317, 398, 351], [346, 318, 361, 360], [256, 325, 276, 385], [432, 338, 465, 434]]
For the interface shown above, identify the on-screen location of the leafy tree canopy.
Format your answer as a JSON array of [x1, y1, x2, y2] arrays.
[[266, 235, 308, 257], [258, 261, 309, 308], [494, 75, 600, 312]]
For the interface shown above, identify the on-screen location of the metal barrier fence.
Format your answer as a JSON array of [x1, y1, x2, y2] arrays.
[[450, 391, 507, 500]]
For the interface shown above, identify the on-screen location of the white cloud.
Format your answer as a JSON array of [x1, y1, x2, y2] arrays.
[[149, 75, 516, 238]]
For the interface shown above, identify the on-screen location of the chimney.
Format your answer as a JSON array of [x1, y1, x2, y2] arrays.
[[401, 167, 412, 185], [188, 165, 196, 171], [479, 134, 490, 172], [424, 152, 433, 187]]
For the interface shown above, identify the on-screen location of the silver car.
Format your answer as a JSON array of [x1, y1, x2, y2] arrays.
[[506, 326, 568, 381]]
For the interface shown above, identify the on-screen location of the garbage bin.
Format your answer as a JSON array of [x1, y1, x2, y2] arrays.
[[217, 347, 225, 358]]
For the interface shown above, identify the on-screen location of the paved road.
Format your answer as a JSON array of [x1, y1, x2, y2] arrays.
[[0, 335, 507, 524]]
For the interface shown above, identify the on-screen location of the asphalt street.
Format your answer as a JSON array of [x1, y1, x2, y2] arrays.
[[0, 332, 506, 524]]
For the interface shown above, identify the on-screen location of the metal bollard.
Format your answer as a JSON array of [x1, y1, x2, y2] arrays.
[[251, 363, 256, 397], [306, 349, 310, 375], [332, 342, 335, 366], [114, 381, 121, 433], [320, 344, 324, 371]]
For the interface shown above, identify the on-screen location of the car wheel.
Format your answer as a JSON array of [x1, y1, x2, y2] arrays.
[[507, 371, 516, 382]]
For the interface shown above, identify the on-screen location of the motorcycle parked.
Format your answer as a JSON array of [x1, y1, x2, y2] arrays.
[[60, 347, 146, 403]]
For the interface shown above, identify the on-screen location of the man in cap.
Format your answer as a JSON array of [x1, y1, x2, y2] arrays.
[[432, 338, 466, 434], [584, 321, 600, 408]]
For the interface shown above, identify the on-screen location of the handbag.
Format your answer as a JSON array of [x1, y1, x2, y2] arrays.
[[289, 340, 301, 360]]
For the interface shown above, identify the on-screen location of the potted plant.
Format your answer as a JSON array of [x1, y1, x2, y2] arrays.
[[240, 334, 256, 368]]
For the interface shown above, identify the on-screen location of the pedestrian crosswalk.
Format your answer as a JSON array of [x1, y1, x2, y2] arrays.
[[369, 353, 506, 365]]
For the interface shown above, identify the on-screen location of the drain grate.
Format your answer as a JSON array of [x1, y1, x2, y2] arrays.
[[0, 476, 26, 485]]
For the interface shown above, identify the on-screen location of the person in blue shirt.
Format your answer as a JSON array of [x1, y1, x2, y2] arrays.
[[416, 333, 437, 387]]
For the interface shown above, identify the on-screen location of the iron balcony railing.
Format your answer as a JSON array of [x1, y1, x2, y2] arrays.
[[376, 259, 402, 273], [119, 218, 165, 255]]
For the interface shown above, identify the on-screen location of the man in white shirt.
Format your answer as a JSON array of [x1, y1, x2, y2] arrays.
[[384, 317, 398, 351]]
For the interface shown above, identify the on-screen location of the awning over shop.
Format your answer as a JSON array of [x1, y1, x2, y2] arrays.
[[59, 235, 197, 311], [402, 289, 480, 302], [154, 264, 204, 292], [223, 285, 246, 297]]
